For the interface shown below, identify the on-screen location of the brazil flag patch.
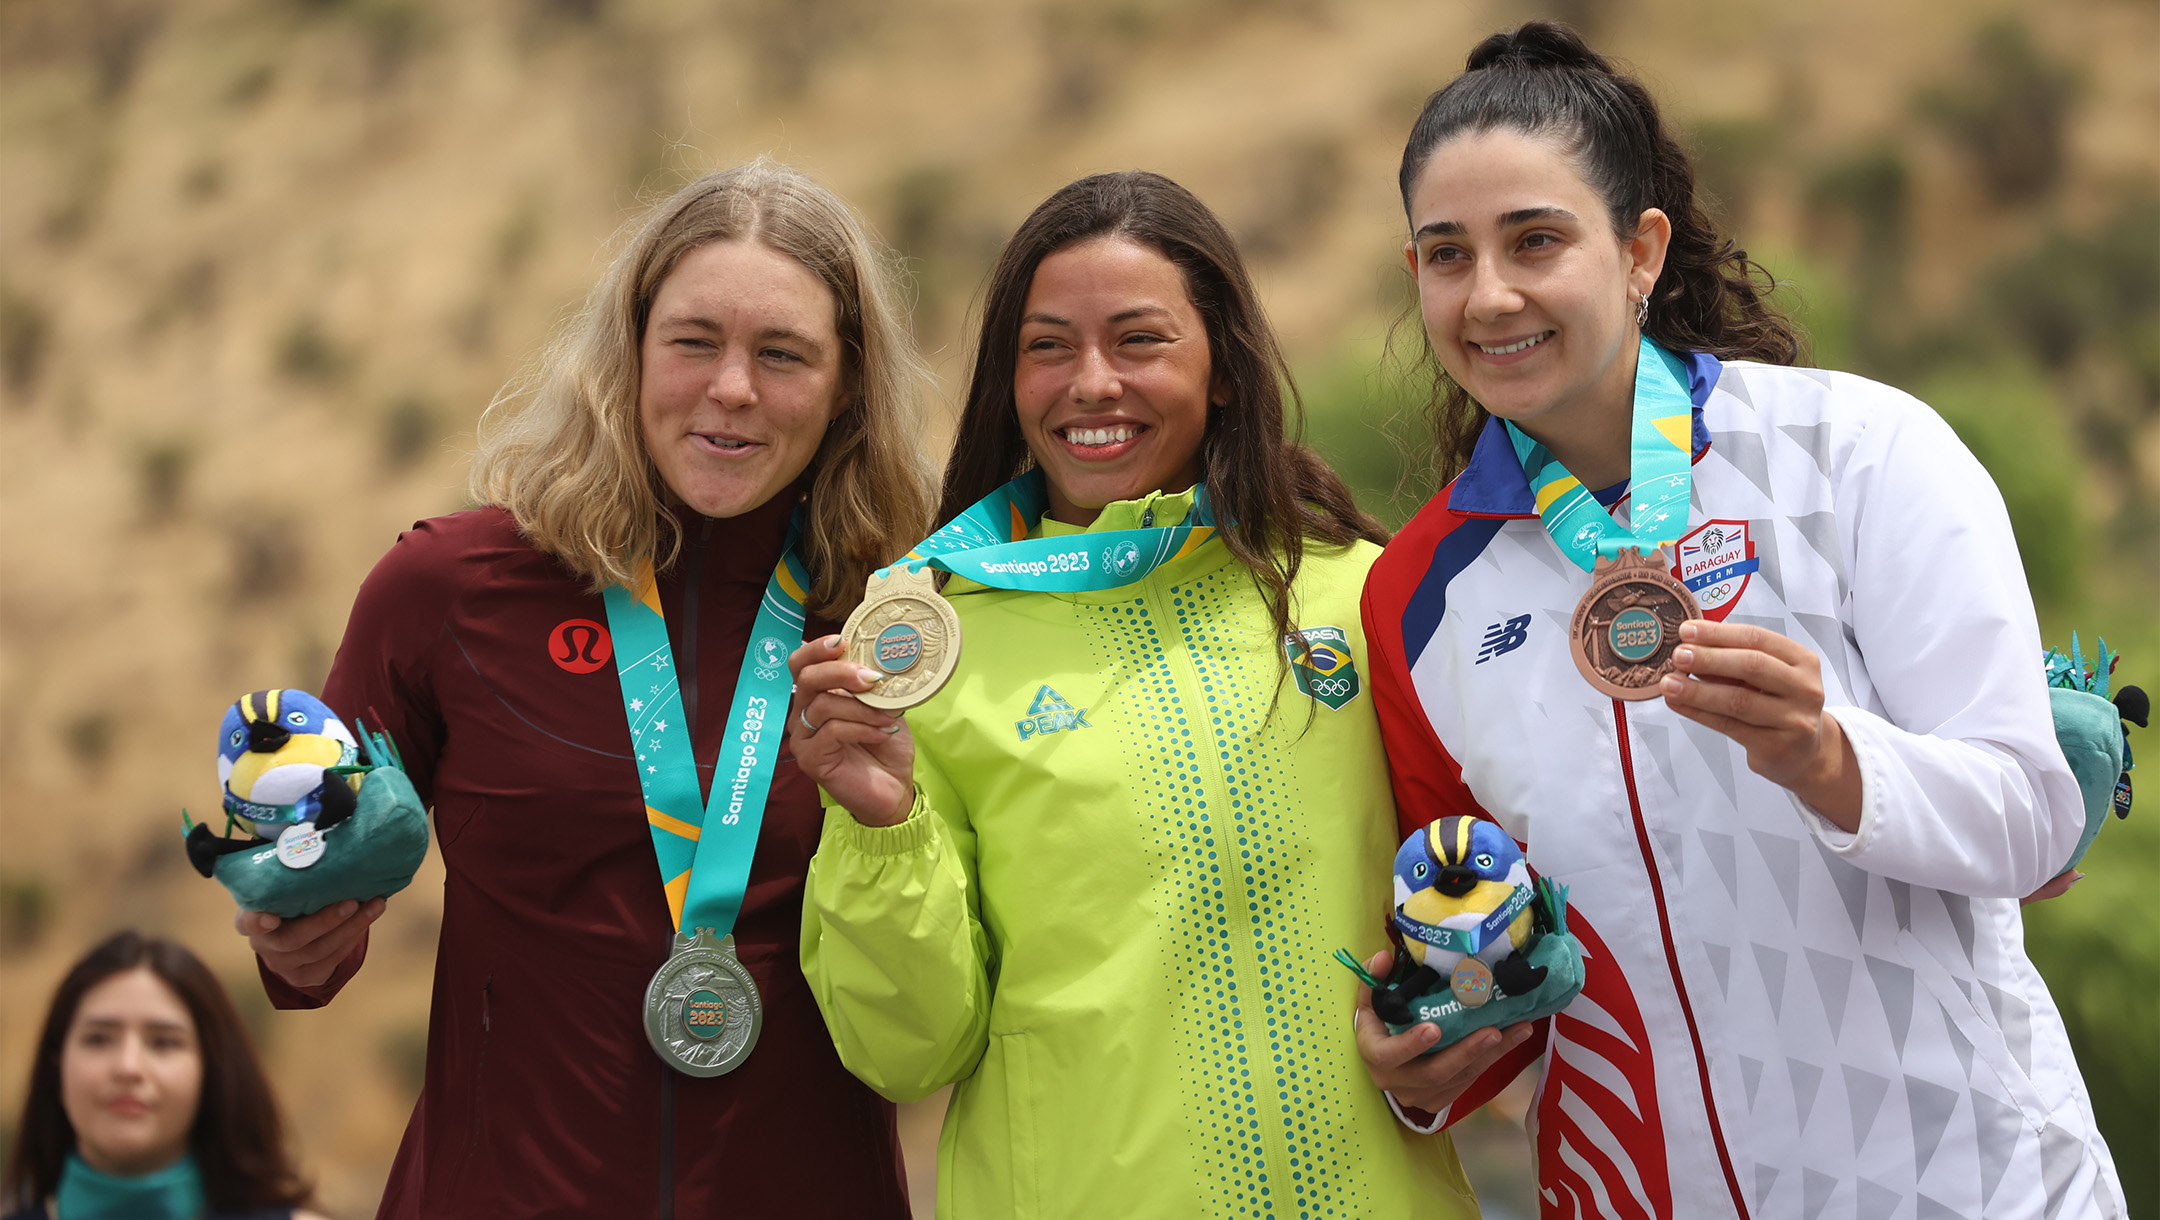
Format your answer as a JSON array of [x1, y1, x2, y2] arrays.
[[1283, 626, 1361, 710]]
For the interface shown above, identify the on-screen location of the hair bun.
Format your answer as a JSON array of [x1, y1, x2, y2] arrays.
[[1464, 21, 1613, 75]]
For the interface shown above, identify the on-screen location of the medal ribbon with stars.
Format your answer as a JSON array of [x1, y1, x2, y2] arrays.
[[599, 514, 809, 934]]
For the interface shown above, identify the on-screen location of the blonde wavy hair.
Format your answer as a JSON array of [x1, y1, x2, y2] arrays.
[[470, 159, 937, 619]]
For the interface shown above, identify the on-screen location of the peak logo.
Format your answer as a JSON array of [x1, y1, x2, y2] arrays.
[[1016, 685, 1092, 741]]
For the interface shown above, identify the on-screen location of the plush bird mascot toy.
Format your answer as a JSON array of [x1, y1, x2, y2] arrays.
[[183, 689, 430, 918], [1337, 816, 1585, 1049]]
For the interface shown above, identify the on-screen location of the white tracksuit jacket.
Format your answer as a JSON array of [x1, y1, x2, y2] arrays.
[[1361, 354, 2125, 1219]]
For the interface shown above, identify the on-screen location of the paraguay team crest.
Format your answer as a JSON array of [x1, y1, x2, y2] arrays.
[[1672, 519, 1759, 622], [1284, 626, 1361, 710]]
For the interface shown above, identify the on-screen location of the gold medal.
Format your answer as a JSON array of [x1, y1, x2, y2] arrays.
[[1569, 548, 1700, 701], [841, 565, 961, 711]]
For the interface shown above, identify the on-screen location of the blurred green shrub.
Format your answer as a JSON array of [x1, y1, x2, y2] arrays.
[[1805, 145, 1908, 347], [274, 314, 350, 385], [63, 712, 114, 773], [1295, 345, 1431, 530], [0, 876, 52, 954], [1983, 194, 2160, 394], [0, 286, 50, 399], [1916, 361, 2083, 608], [136, 439, 193, 517], [381, 394, 442, 472], [1238, 134, 1348, 261], [1916, 20, 2078, 206]]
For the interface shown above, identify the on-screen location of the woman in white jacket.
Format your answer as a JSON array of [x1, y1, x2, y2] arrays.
[[1352, 21, 2126, 1219]]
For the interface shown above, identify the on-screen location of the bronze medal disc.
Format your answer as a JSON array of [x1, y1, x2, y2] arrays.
[[1450, 956, 1495, 1008], [841, 566, 962, 712], [1569, 547, 1701, 701]]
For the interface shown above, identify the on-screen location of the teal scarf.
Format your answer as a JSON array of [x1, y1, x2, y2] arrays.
[[55, 1152, 205, 1220]]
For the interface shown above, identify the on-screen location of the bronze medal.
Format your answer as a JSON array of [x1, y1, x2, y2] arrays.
[[1569, 548, 1700, 701], [1450, 956, 1495, 1008], [841, 565, 962, 712]]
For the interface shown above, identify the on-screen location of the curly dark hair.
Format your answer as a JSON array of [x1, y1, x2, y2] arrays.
[[4, 931, 314, 1213], [1397, 21, 1803, 481], [940, 170, 1387, 664]]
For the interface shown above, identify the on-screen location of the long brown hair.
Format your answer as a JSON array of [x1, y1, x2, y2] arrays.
[[941, 171, 1386, 656], [471, 158, 937, 619], [5, 932, 313, 1212], [1397, 21, 1803, 481]]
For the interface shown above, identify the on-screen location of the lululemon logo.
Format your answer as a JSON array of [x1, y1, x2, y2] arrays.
[[1607, 608, 1662, 662], [682, 989, 727, 1040], [549, 619, 613, 673]]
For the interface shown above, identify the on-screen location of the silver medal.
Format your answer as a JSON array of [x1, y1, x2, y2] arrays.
[[643, 927, 762, 1077]]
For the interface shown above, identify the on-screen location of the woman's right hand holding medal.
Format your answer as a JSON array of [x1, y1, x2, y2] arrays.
[[789, 635, 915, 827]]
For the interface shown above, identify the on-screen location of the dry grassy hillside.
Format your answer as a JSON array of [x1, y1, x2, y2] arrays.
[[3, 0, 2155, 1214]]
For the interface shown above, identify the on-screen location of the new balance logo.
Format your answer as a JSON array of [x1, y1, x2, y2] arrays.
[[1017, 685, 1092, 741], [1476, 614, 1531, 663]]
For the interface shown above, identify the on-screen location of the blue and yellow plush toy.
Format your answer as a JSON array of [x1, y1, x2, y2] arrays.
[[1388, 816, 1548, 1003], [1337, 815, 1585, 1049], [212, 689, 361, 836], [184, 688, 431, 919]]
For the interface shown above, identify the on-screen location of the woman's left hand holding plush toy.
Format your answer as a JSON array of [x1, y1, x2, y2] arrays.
[[1661, 619, 1863, 831], [236, 898, 386, 989], [1352, 948, 1536, 1114]]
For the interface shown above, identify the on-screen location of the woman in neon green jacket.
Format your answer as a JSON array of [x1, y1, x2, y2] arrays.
[[788, 172, 1510, 1219]]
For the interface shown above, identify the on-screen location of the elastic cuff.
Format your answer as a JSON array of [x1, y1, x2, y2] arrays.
[[1385, 1091, 1448, 1134], [1794, 705, 1878, 856], [823, 787, 935, 856]]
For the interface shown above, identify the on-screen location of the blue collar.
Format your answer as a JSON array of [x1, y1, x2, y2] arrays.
[[1448, 350, 1721, 517]]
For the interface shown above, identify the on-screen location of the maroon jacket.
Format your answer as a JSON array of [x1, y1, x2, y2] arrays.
[[264, 492, 909, 1219]]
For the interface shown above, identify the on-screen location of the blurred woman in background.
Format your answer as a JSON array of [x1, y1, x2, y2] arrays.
[[792, 171, 1489, 1219], [1356, 22, 2124, 1217], [230, 160, 934, 1218], [4, 930, 324, 1220]]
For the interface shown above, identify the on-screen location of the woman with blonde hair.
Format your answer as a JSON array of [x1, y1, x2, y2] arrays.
[[230, 159, 933, 1218]]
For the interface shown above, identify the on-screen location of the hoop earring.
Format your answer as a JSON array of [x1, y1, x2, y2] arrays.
[[1633, 293, 1649, 329]]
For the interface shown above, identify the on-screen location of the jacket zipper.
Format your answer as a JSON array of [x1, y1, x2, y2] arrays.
[[1612, 699, 1752, 1219]]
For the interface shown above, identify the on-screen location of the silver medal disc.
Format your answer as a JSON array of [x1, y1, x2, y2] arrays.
[[643, 928, 762, 1077]]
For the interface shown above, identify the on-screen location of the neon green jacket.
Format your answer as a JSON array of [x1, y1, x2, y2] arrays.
[[800, 488, 1477, 1220]]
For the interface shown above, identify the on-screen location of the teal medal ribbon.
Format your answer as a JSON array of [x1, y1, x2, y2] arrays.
[[600, 514, 807, 939], [56, 1153, 205, 1220], [1505, 335, 1695, 570], [604, 514, 802, 1076], [883, 470, 1219, 591]]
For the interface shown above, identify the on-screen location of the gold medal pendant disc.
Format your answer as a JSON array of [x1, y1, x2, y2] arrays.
[[1568, 548, 1701, 701], [841, 566, 962, 711]]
